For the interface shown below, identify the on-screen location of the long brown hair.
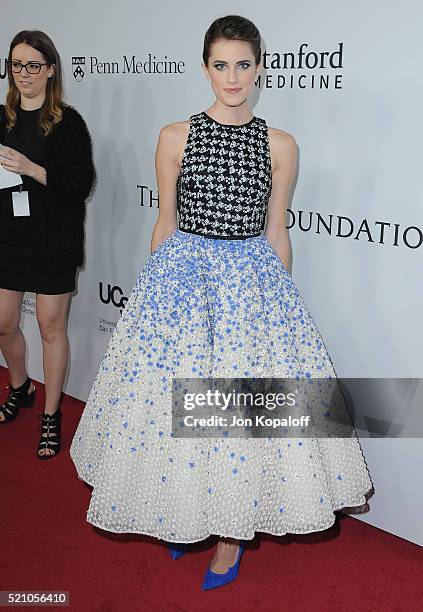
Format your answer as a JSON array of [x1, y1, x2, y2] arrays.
[[5, 30, 65, 136]]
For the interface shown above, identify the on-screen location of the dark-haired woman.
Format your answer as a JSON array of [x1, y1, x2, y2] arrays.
[[71, 15, 373, 589], [0, 30, 95, 458]]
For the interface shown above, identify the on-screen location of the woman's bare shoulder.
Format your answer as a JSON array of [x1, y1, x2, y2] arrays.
[[158, 119, 190, 144], [267, 126, 297, 152]]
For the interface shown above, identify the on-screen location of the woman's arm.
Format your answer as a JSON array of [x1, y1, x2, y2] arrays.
[[0, 145, 46, 184], [0, 107, 95, 202], [151, 120, 189, 254], [43, 108, 95, 206], [28, 162, 47, 185], [265, 128, 298, 274]]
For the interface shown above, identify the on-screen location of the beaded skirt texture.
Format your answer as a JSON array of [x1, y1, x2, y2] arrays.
[[70, 229, 373, 542]]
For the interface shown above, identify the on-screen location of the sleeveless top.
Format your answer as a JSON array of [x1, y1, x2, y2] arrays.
[[176, 112, 272, 239]]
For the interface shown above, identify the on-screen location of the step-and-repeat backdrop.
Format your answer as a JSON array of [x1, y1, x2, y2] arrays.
[[1, 0, 422, 545]]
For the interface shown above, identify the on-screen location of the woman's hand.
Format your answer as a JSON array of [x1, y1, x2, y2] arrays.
[[0, 146, 33, 175], [0, 146, 46, 185]]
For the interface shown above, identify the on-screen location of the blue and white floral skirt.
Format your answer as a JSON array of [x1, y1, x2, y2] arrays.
[[70, 229, 374, 542]]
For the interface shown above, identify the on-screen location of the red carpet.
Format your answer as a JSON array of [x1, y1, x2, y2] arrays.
[[0, 365, 422, 611]]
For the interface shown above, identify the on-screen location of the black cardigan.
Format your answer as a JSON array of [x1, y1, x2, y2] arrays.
[[0, 104, 95, 272]]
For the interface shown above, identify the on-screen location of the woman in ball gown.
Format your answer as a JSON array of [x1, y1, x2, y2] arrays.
[[70, 15, 374, 590]]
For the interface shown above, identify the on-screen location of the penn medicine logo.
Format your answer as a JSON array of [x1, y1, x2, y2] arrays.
[[72, 57, 86, 81], [70, 54, 185, 78]]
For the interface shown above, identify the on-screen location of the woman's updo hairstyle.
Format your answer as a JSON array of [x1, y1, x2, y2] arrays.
[[202, 15, 262, 66]]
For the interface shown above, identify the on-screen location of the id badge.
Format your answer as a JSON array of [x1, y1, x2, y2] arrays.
[[12, 191, 30, 216]]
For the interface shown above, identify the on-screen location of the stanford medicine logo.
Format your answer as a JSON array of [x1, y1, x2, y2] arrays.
[[256, 42, 344, 91], [72, 57, 85, 81]]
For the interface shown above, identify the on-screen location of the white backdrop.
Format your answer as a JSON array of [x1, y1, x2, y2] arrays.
[[1, 0, 422, 545]]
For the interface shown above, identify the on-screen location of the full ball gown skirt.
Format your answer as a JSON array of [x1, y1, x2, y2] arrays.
[[70, 229, 373, 542]]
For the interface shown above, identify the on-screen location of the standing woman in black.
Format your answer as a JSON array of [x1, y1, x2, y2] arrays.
[[0, 30, 95, 458]]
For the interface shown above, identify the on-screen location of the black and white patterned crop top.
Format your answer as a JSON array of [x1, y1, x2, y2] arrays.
[[176, 111, 272, 239]]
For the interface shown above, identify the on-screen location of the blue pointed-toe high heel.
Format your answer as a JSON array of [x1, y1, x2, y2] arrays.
[[201, 541, 245, 590], [167, 542, 190, 560]]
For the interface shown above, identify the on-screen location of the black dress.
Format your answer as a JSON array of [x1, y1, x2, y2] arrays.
[[0, 106, 76, 294]]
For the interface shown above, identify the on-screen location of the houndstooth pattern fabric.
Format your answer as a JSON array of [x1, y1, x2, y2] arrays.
[[177, 112, 272, 239]]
